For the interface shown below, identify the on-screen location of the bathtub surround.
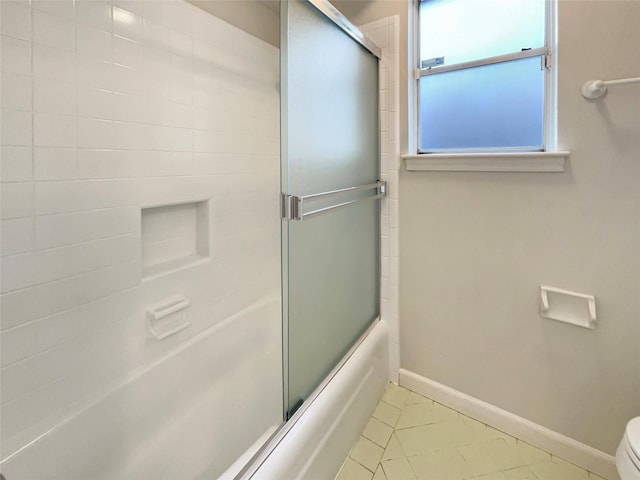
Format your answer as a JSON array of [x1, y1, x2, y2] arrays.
[[0, 0, 281, 476], [359, 15, 401, 386]]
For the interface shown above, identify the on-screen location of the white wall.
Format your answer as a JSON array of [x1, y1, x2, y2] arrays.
[[400, 0, 640, 456], [0, 0, 281, 469]]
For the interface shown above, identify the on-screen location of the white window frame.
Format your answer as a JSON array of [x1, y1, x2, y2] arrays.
[[405, 0, 568, 172]]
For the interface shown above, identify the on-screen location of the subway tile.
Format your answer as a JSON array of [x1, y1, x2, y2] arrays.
[[1, 217, 34, 256], [32, 0, 74, 20], [35, 181, 79, 215], [0, 2, 31, 41], [34, 113, 76, 148], [35, 244, 82, 284], [113, 7, 143, 42], [35, 212, 80, 249], [1, 358, 39, 404], [76, 179, 137, 209], [35, 207, 139, 250], [0, 322, 36, 366], [390, 228, 399, 257], [388, 83, 397, 112], [113, 0, 142, 16], [0, 288, 36, 330], [77, 149, 117, 179], [142, 18, 170, 47], [0, 387, 41, 439], [166, 1, 193, 35], [142, 0, 171, 27], [83, 260, 140, 303], [381, 255, 390, 279], [379, 89, 388, 112], [113, 92, 159, 124], [1, 109, 32, 146], [32, 9, 74, 51], [33, 43, 74, 82], [77, 234, 140, 277], [1, 252, 36, 292], [1, 182, 33, 219], [34, 148, 77, 181], [34, 308, 81, 352], [159, 126, 192, 152], [33, 77, 76, 115], [112, 63, 146, 96], [76, 24, 112, 61], [76, 56, 113, 91], [34, 274, 85, 319], [1, 146, 33, 182], [170, 28, 192, 57], [77, 118, 114, 149], [32, 343, 75, 387], [0, 36, 31, 75], [113, 120, 152, 150], [75, 0, 111, 30], [77, 87, 113, 120], [113, 34, 143, 67], [1, 72, 32, 111]]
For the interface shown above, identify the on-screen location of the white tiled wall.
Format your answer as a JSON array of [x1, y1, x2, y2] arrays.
[[0, 0, 280, 460], [359, 16, 401, 383]]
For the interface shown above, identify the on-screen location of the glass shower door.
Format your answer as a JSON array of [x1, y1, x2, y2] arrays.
[[281, 0, 382, 418]]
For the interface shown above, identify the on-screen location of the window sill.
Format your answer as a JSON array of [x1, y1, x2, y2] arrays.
[[402, 151, 570, 173]]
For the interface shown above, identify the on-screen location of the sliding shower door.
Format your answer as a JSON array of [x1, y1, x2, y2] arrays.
[[281, 0, 381, 418]]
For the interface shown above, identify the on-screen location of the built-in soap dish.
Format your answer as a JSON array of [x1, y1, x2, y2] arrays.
[[539, 285, 596, 329], [146, 295, 191, 340]]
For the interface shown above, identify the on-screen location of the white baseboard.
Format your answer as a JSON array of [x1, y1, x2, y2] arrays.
[[399, 369, 619, 480]]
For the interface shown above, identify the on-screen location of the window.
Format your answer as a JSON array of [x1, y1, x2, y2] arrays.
[[416, 0, 552, 153]]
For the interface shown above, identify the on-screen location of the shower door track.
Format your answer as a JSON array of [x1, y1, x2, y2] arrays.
[[307, 0, 382, 59]]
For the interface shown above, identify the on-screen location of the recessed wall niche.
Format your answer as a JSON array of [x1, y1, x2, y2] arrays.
[[141, 201, 210, 279]]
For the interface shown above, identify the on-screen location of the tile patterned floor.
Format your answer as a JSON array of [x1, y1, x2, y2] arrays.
[[336, 384, 607, 480]]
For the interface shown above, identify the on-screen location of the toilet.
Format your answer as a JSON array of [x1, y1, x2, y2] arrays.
[[617, 417, 640, 479]]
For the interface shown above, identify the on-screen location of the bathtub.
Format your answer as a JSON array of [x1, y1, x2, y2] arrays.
[[1, 296, 283, 480], [248, 318, 390, 480], [1, 299, 389, 480]]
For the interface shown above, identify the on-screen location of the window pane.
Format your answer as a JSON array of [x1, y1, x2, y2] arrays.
[[419, 56, 544, 151], [420, 0, 545, 68]]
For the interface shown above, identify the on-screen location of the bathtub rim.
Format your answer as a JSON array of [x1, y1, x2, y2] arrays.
[[234, 315, 382, 480]]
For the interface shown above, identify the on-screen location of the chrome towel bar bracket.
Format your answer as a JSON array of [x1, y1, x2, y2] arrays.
[[282, 181, 387, 221]]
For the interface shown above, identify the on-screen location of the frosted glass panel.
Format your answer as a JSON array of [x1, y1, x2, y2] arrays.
[[285, 1, 379, 194], [287, 201, 379, 407], [419, 56, 544, 151], [282, 0, 379, 413], [420, 0, 544, 68]]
